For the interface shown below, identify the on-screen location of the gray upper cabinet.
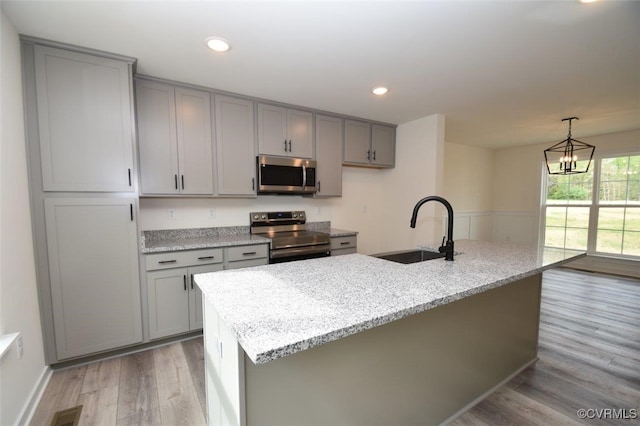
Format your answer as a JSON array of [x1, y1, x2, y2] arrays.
[[44, 197, 142, 360], [214, 95, 256, 196], [343, 120, 371, 165], [371, 124, 396, 167], [257, 103, 313, 158], [344, 120, 396, 168], [34, 45, 135, 192], [314, 115, 343, 197], [136, 79, 214, 195]]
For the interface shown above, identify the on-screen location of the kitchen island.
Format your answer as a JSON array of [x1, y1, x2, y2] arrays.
[[195, 240, 585, 425]]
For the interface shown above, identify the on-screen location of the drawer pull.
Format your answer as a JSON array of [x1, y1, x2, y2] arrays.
[[340, 241, 351, 246], [242, 251, 257, 256], [198, 256, 215, 260], [158, 260, 177, 264]]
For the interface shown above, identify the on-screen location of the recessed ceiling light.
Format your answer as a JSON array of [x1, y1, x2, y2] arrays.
[[578, 0, 598, 3], [205, 37, 231, 53], [372, 87, 389, 95]]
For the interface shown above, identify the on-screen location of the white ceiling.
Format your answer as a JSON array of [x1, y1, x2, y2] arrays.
[[2, 0, 639, 149]]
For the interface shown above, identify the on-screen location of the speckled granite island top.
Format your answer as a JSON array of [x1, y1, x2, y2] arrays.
[[194, 240, 584, 365]]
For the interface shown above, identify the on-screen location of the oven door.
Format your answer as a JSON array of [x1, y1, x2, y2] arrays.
[[257, 156, 317, 194], [269, 244, 331, 263]]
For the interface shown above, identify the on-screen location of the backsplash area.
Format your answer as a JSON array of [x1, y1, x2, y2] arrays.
[[138, 196, 336, 231]]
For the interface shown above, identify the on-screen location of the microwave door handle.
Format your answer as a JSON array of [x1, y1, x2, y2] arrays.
[[302, 163, 307, 189]]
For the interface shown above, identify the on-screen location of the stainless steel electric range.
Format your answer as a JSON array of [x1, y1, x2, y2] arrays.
[[249, 211, 331, 263]]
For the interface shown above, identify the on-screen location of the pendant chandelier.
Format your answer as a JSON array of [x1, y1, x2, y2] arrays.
[[544, 117, 595, 175]]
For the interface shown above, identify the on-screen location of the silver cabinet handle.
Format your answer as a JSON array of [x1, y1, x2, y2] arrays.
[[242, 251, 257, 256], [340, 241, 351, 246], [183, 275, 187, 291], [373, 150, 376, 161], [158, 260, 177, 264], [190, 274, 194, 290], [174, 174, 178, 190], [288, 140, 292, 152], [367, 150, 371, 160], [198, 256, 215, 260], [284, 140, 288, 152]]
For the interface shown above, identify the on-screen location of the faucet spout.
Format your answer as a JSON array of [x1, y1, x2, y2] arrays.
[[410, 195, 455, 261]]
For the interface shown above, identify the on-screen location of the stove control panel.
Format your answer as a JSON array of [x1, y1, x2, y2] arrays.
[[250, 210, 306, 225]]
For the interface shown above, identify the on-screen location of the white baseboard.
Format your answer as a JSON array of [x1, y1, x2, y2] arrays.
[[15, 366, 51, 426]]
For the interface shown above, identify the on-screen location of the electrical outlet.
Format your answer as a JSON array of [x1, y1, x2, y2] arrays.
[[16, 335, 23, 359], [168, 209, 176, 220], [209, 208, 216, 219]]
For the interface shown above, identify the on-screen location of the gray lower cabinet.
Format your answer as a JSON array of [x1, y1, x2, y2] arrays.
[[314, 115, 343, 197], [343, 120, 395, 168], [145, 244, 268, 340], [147, 263, 222, 339], [44, 197, 142, 360], [34, 45, 135, 192], [145, 248, 223, 339], [331, 235, 358, 256], [136, 79, 214, 195], [214, 95, 257, 196], [225, 244, 269, 270]]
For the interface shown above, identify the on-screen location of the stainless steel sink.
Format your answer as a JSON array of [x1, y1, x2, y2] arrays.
[[372, 249, 446, 264]]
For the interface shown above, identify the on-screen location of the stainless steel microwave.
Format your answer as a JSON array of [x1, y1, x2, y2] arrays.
[[256, 156, 317, 195]]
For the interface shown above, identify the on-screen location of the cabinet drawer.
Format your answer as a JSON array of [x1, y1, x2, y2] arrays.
[[145, 248, 224, 271], [330, 236, 357, 250], [332, 247, 357, 256], [226, 258, 268, 270], [226, 244, 268, 262]]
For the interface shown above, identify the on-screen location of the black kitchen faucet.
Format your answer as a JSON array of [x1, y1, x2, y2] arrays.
[[410, 195, 455, 261]]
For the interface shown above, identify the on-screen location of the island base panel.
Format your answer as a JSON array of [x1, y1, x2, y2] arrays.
[[206, 273, 542, 425]]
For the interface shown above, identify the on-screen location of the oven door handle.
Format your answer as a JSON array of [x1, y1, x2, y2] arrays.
[[274, 241, 329, 250], [270, 244, 331, 259]]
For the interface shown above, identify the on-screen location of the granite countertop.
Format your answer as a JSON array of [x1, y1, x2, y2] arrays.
[[140, 222, 356, 253], [194, 240, 585, 365]]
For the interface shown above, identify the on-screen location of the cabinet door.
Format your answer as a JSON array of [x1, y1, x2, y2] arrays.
[[147, 268, 190, 339], [136, 80, 179, 194], [35, 46, 134, 192], [257, 104, 288, 156], [371, 125, 396, 167], [214, 95, 256, 195], [314, 115, 343, 197], [188, 264, 224, 331], [175, 87, 214, 195], [44, 198, 142, 359], [343, 120, 371, 165], [287, 109, 314, 158]]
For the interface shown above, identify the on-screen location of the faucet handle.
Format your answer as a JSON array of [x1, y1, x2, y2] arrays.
[[439, 236, 446, 253]]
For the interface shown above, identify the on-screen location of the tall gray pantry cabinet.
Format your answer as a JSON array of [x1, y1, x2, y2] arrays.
[[22, 38, 142, 363]]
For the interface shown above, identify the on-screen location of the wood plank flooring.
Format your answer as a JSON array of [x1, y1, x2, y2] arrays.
[[452, 268, 640, 426], [30, 269, 639, 426]]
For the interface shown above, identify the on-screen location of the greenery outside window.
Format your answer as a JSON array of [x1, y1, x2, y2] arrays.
[[543, 154, 640, 258]]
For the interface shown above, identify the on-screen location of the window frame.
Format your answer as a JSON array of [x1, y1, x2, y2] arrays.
[[540, 150, 640, 260]]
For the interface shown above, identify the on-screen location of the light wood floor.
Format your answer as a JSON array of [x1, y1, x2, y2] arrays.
[[30, 269, 639, 426]]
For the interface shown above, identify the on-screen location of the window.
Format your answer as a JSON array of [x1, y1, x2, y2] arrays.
[[543, 154, 640, 258]]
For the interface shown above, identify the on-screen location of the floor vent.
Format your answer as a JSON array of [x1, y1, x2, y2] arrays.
[[50, 405, 82, 426]]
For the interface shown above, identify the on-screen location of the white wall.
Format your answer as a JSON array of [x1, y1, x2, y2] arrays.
[[140, 114, 445, 255], [443, 142, 494, 241], [0, 10, 47, 426], [491, 128, 640, 245], [377, 114, 445, 252]]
